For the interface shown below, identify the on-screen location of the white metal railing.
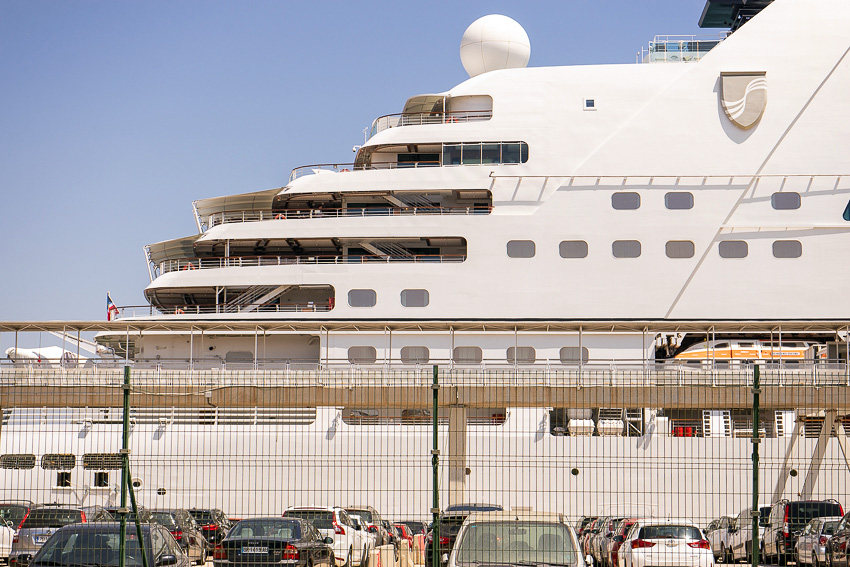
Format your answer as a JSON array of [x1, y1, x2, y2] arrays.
[[638, 33, 729, 63], [205, 205, 491, 228], [368, 110, 492, 139], [157, 254, 466, 276], [1, 357, 847, 388], [287, 160, 443, 182]]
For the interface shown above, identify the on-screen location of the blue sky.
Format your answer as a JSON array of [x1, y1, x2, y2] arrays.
[[0, 0, 709, 334]]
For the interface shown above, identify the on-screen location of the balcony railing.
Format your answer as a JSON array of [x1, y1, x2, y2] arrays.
[[157, 254, 466, 276], [368, 110, 492, 140], [288, 160, 441, 182], [206, 205, 491, 228]]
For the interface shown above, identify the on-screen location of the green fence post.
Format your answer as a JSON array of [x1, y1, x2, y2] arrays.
[[432, 365, 440, 567], [751, 364, 761, 567]]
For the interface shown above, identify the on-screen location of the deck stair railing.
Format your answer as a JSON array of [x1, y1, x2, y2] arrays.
[[222, 285, 278, 313]]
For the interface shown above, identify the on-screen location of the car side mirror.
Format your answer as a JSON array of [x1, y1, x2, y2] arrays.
[[325, 537, 335, 544], [157, 555, 179, 567], [441, 553, 449, 563], [585, 554, 594, 566], [614, 536, 624, 543]]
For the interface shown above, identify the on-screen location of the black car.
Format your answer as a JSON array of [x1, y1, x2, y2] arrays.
[[151, 509, 209, 565], [29, 521, 191, 567], [425, 514, 467, 566], [213, 517, 335, 567], [763, 499, 844, 564], [189, 509, 233, 547]]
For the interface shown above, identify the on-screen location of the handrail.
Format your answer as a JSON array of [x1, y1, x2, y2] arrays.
[[368, 110, 493, 140], [157, 254, 466, 277], [206, 205, 492, 228], [288, 160, 443, 182]]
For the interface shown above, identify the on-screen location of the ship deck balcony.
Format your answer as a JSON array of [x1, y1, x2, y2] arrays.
[[157, 253, 467, 276], [367, 110, 492, 140], [206, 205, 491, 228]]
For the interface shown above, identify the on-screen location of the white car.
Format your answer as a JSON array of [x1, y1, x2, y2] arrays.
[[796, 516, 842, 566], [621, 521, 714, 567], [350, 515, 376, 565], [447, 510, 589, 567], [0, 517, 13, 562], [705, 517, 734, 562], [284, 506, 361, 567]]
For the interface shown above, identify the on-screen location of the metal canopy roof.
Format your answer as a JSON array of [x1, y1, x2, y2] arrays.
[[699, 0, 774, 30], [1, 319, 848, 336], [193, 187, 282, 220]]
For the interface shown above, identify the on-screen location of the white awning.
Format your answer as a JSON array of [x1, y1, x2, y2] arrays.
[[402, 94, 446, 114], [193, 187, 282, 220], [147, 235, 201, 264]]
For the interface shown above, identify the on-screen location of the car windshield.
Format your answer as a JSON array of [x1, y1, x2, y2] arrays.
[[446, 505, 503, 513], [788, 503, 844, 527], [33, 530, 146, 567], [23, 510, 83, 529], [438, 517, 467, 537], [230, 520, 300, 539], [455, 521, 577, 566], [824, 521, 839, 535], [150, 513, 178, 530], [638, 525, 702, 540], [348, 510, 373, 523], [286, 510, 334, 530], [0, 505, 28, 526]]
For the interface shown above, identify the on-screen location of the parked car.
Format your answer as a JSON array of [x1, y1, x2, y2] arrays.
[[189, 509, 233, 548], [446, 510, 587, 567], [213, 517, 335, 567], [606, 518, 639, 567], [426, 514, 468, 566], [727, 506, 771, 563], [395, 523, 414, 549], [284, 506, 362, 567], [399, 521, 427, 536], [581, 518, 602, 558], [705, 516, 734, 563], [350, 515, 376, 565], [0, 516, 16, 563], [797, 516, 840, 566], [382, 520, 400, 558], [345, 507, 388, 548], [825, 512, 850, 567], [576, 516, 599, 541], [10, 504, 113, 567], [151, 509, 209, 565], [443, 504, 502, 514], [763, 500, 843, 564], [621, 521, 714, 567], [0, 501, 34, 531], [29, 521, 191, 567], [594, 517, 625, 567], [103, 506, 153, 524]]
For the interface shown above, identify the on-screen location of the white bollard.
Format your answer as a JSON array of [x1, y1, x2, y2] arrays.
[[400, 541, 413, 567], [369, 548, 382, 567], [379, 545, 395, 567], [413, 535, 425, 565]]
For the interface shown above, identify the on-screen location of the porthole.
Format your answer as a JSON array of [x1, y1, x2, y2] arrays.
[[507, 346, 536, 364], [612, 240, 641, 258], [400, 289, 429, 307], [666, 240, 695, 259], [612, 192, 640, 210], [719, 240, 748, 258], [348, 289, 376, 307], [665, 192, 694, 210], [156, 488, 167, 496], [560, 347, 589, 364], [771, 192, 801, 210], [132, 478, 144, 489], [559, 240, 588, 258], [453, 346, 483, 364], [348, 346, 377, 364], [507, 240, 535, 258], [400, 346, 430, 364], [773, 240, 802, 258]]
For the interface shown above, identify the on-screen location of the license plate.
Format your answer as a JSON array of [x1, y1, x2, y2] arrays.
[[34, 536, 48, 544], [242, 547, 268, 554]]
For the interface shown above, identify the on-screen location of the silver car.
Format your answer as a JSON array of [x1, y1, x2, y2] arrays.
[[796, 516, 842, 566], [9, 505, 113, 567]]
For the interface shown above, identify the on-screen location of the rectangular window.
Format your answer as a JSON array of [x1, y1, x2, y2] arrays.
[[400, 346, 430, 364], [41, 454, 76, 470], [481, 144, 500, 164], [773, 240, 802, 258], [94, 472, 109, 488], [771, 192, 801, 210], [612, 240, 641, 258], [665, 192, 694, 210], [560, 347, 589, 364], [82, 453, 123, 470], [506, 240, 535, 258], [461, 143, 482, 165], [719, 240, 748, 258], [666, 240, 695, 258], [348, 346, 377, 364], [502, 144, 521, 164], [56, 472, 71, 488], [453, 346, 483, 364], [401, 289, 429, 307], [442, 145, 461, 166], [559, 240, 588, 258], [348, 289, 377, 307], [612, 192, 640, 210], [507, 346, 536, 364], [0, 454, 36, 469]]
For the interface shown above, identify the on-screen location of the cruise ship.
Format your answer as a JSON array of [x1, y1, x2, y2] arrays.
[[3, 0, 850, 523]]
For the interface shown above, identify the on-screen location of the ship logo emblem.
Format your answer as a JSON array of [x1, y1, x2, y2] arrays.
[[720, 72, 767, 129]]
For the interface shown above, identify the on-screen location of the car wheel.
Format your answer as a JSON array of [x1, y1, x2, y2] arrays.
[[362, 547, 368, 567], [346, 548, 352, 567], [724, 544, 733, 564], [813, 552, 820, 567]]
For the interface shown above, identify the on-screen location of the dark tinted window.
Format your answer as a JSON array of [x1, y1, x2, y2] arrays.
[[439, 517, 467, 536], [788, 502, 843, 526], [0, 505, 28, 526], [347, 509, 373, 523], [285, 510, 334, 530], [824, 521, 840, 535], [22, 509, 83, 528], [151, 512, 178, 530], [231, 520, 300, 539], [638, 525, 702, 540]]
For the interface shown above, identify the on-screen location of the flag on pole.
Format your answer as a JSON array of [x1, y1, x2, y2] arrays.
[[107, 293, 119, 321]]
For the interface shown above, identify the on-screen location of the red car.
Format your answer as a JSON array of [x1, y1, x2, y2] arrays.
[[394, 524, 414, 548]]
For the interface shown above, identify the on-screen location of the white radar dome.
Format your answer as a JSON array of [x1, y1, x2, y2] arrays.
[[460, 14, 530, 78]]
